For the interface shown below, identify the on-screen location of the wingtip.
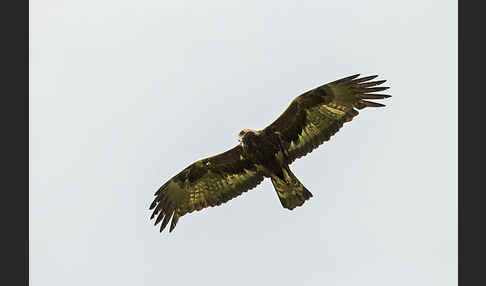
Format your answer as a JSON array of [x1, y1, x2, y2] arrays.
[[351, 75, 380, 84], [362, 100, 386, 107], [154, 213, 163, 226], [360, 94, 392, 100], [149, 200, 157, 210], [360, 86, 390, 93], [349, 73, 361, 81], [333, 74, 361, 84]]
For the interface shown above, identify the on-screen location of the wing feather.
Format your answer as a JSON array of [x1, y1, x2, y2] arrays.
[[265, 74, 391, 164], [149, 145, 264, 232]]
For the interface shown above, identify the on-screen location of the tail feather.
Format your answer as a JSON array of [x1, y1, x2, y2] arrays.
[[271, 167, 313, 210]]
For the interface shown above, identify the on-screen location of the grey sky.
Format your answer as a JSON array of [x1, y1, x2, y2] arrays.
[[30, 1, 457, 285]]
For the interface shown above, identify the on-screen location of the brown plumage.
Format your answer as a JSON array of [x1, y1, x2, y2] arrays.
[[149, 74, 391, 233]]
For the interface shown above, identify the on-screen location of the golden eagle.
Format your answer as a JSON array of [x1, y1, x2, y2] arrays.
[[149, 74, 390, 232]]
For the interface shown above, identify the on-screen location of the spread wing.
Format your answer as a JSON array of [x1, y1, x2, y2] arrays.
[[149, 145, 264, 233], [265, 74, 391, 164]]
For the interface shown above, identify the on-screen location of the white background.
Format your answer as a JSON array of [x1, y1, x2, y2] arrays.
[[30, 1, 457, 285]]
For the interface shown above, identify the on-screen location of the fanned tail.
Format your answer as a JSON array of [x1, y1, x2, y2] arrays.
[[271, 167, 313, 210]]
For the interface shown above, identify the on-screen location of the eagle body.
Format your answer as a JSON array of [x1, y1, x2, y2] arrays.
[[239, 128, 312, 210], [149, 74, 391, 232], [239, 129, 282, 176]]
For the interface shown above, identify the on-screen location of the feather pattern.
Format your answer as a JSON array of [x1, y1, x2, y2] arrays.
[[265, 74, 390, 164], [149, 145, 264, 232]]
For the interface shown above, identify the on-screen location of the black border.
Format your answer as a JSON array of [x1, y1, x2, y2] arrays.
[[4, 0, 28, 284], [457, 1, 466, 285], [459, 1, 484, 285]]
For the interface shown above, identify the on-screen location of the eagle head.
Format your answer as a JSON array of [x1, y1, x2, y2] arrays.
[[237, 128, 258, 144]]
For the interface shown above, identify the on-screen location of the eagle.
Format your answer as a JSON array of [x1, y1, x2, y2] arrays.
[[149, 74, 390, 233]]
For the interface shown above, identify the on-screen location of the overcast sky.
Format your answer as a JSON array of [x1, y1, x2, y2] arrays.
[[30, 1, 457, 285]]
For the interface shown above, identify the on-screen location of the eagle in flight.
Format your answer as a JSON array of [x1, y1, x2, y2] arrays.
[[149, 74, 391, 232]]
